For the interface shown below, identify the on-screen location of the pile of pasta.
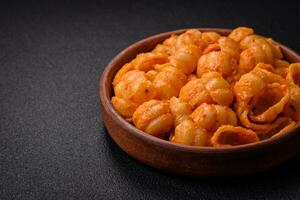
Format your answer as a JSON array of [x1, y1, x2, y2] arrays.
[[111, 27, 300, 147]]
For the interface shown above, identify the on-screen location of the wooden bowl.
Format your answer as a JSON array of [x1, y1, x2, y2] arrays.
[[99, 28, 300, 177]]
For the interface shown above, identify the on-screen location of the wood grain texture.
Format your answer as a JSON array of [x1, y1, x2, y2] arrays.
[[99, 28, 300, 177]]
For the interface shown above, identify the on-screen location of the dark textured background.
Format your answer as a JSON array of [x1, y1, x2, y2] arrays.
[[1, 1, 300, 199]]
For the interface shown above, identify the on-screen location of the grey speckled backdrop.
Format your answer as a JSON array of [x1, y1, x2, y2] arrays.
[[0, 1, 300, 199]]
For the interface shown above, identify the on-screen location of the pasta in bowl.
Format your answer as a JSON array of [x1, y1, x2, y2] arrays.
[[99, 27, 300, 176]]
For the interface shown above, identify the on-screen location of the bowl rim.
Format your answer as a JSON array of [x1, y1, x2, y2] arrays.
[[99, 27, 300, 154]]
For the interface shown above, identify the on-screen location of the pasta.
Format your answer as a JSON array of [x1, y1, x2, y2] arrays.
[[248, 83, 289, 123], [199, 72, 234, 106], [179, 72, 233, 108], [286, 63, 300, 120], [172, 103, 237, 146], [179, 78, 213, 107], [175, 29, 206, 50], [153, 64, 187, 99], [169, 45, 202, 75], [132, 52, 168, 72], [218, 37, 241, 60], [187, 74, 198, 81], [234, 63, 286, 104], [201, 32, 221, 44], [197, 51, 238, 79], [113, 63, 134, 86], [169, 97, 193, 127], [228, 27, 254, 43], [172, 119, 210, 146], [211, 125, 259, 147], [239, 44, 271, 74], [190, 103, 237, 132], [235, 103, 291, 135], [203, 37, 240, 59], [152, 44, 171, 55], [111, 97, 139, 119], [132, 100, 173, 136], [274, 59, 290, 78], [110, 27, 299, 147], [234, 63, 291, 134], [271, 121, 297, 138], [238, 34, 283, 74], [114, 70, 157, 105]]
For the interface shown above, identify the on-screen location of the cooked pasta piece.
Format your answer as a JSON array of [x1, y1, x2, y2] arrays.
[[172, 119, 210, 146], [218, 37, 241, 60], [163, 34, 178, 46], [266, 38, 283, 59], [272, 121, 297, 138], [228, 27, 254, 43], [175, 29, 207, 50], [132, 100, 173, 136], [202, 43, 220, 55], [179, 72, 233, 107], [235, 104, 291, 135], [258, 117, 295, 139], [152, 44, 171, 55], [234, 63, 286, 104], [286, 63, 300, 120], [114, 70, 157, 104], [187, 74, 198, 81], [234, 64, 290, 131], [239, 35, 273, 51], [201, 31, 221, 44], [113, 63, 134, 86], [274, 59, 290, 68], [238, 34, 285, 74], [168, 29, 208, 75], [111, 97, 139, 118], [190, 103, 237, 132], [153, 64, 187, 99], [239, 45, 271, 74], [203, 37, 241, 60], [179, 78, 213, 107], [274, 59, 290, 78], [162, 34, 178, 55], [132, 52, 168, 72], [249, 83, 289, 123], [145, 70, 158, 81], [197, 51, 238, 79], [200, 72, 234, 106], [169, 44, 202, 75], [169, 97, 193, 127], [239, 35, 283, 74], [211, 125, 259, 147]]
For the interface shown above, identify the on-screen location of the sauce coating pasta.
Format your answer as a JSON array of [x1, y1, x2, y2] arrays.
[[111, 27, 299, 147]]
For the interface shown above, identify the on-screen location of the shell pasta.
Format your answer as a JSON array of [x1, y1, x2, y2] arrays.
[[111, 27, 299, 147]]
